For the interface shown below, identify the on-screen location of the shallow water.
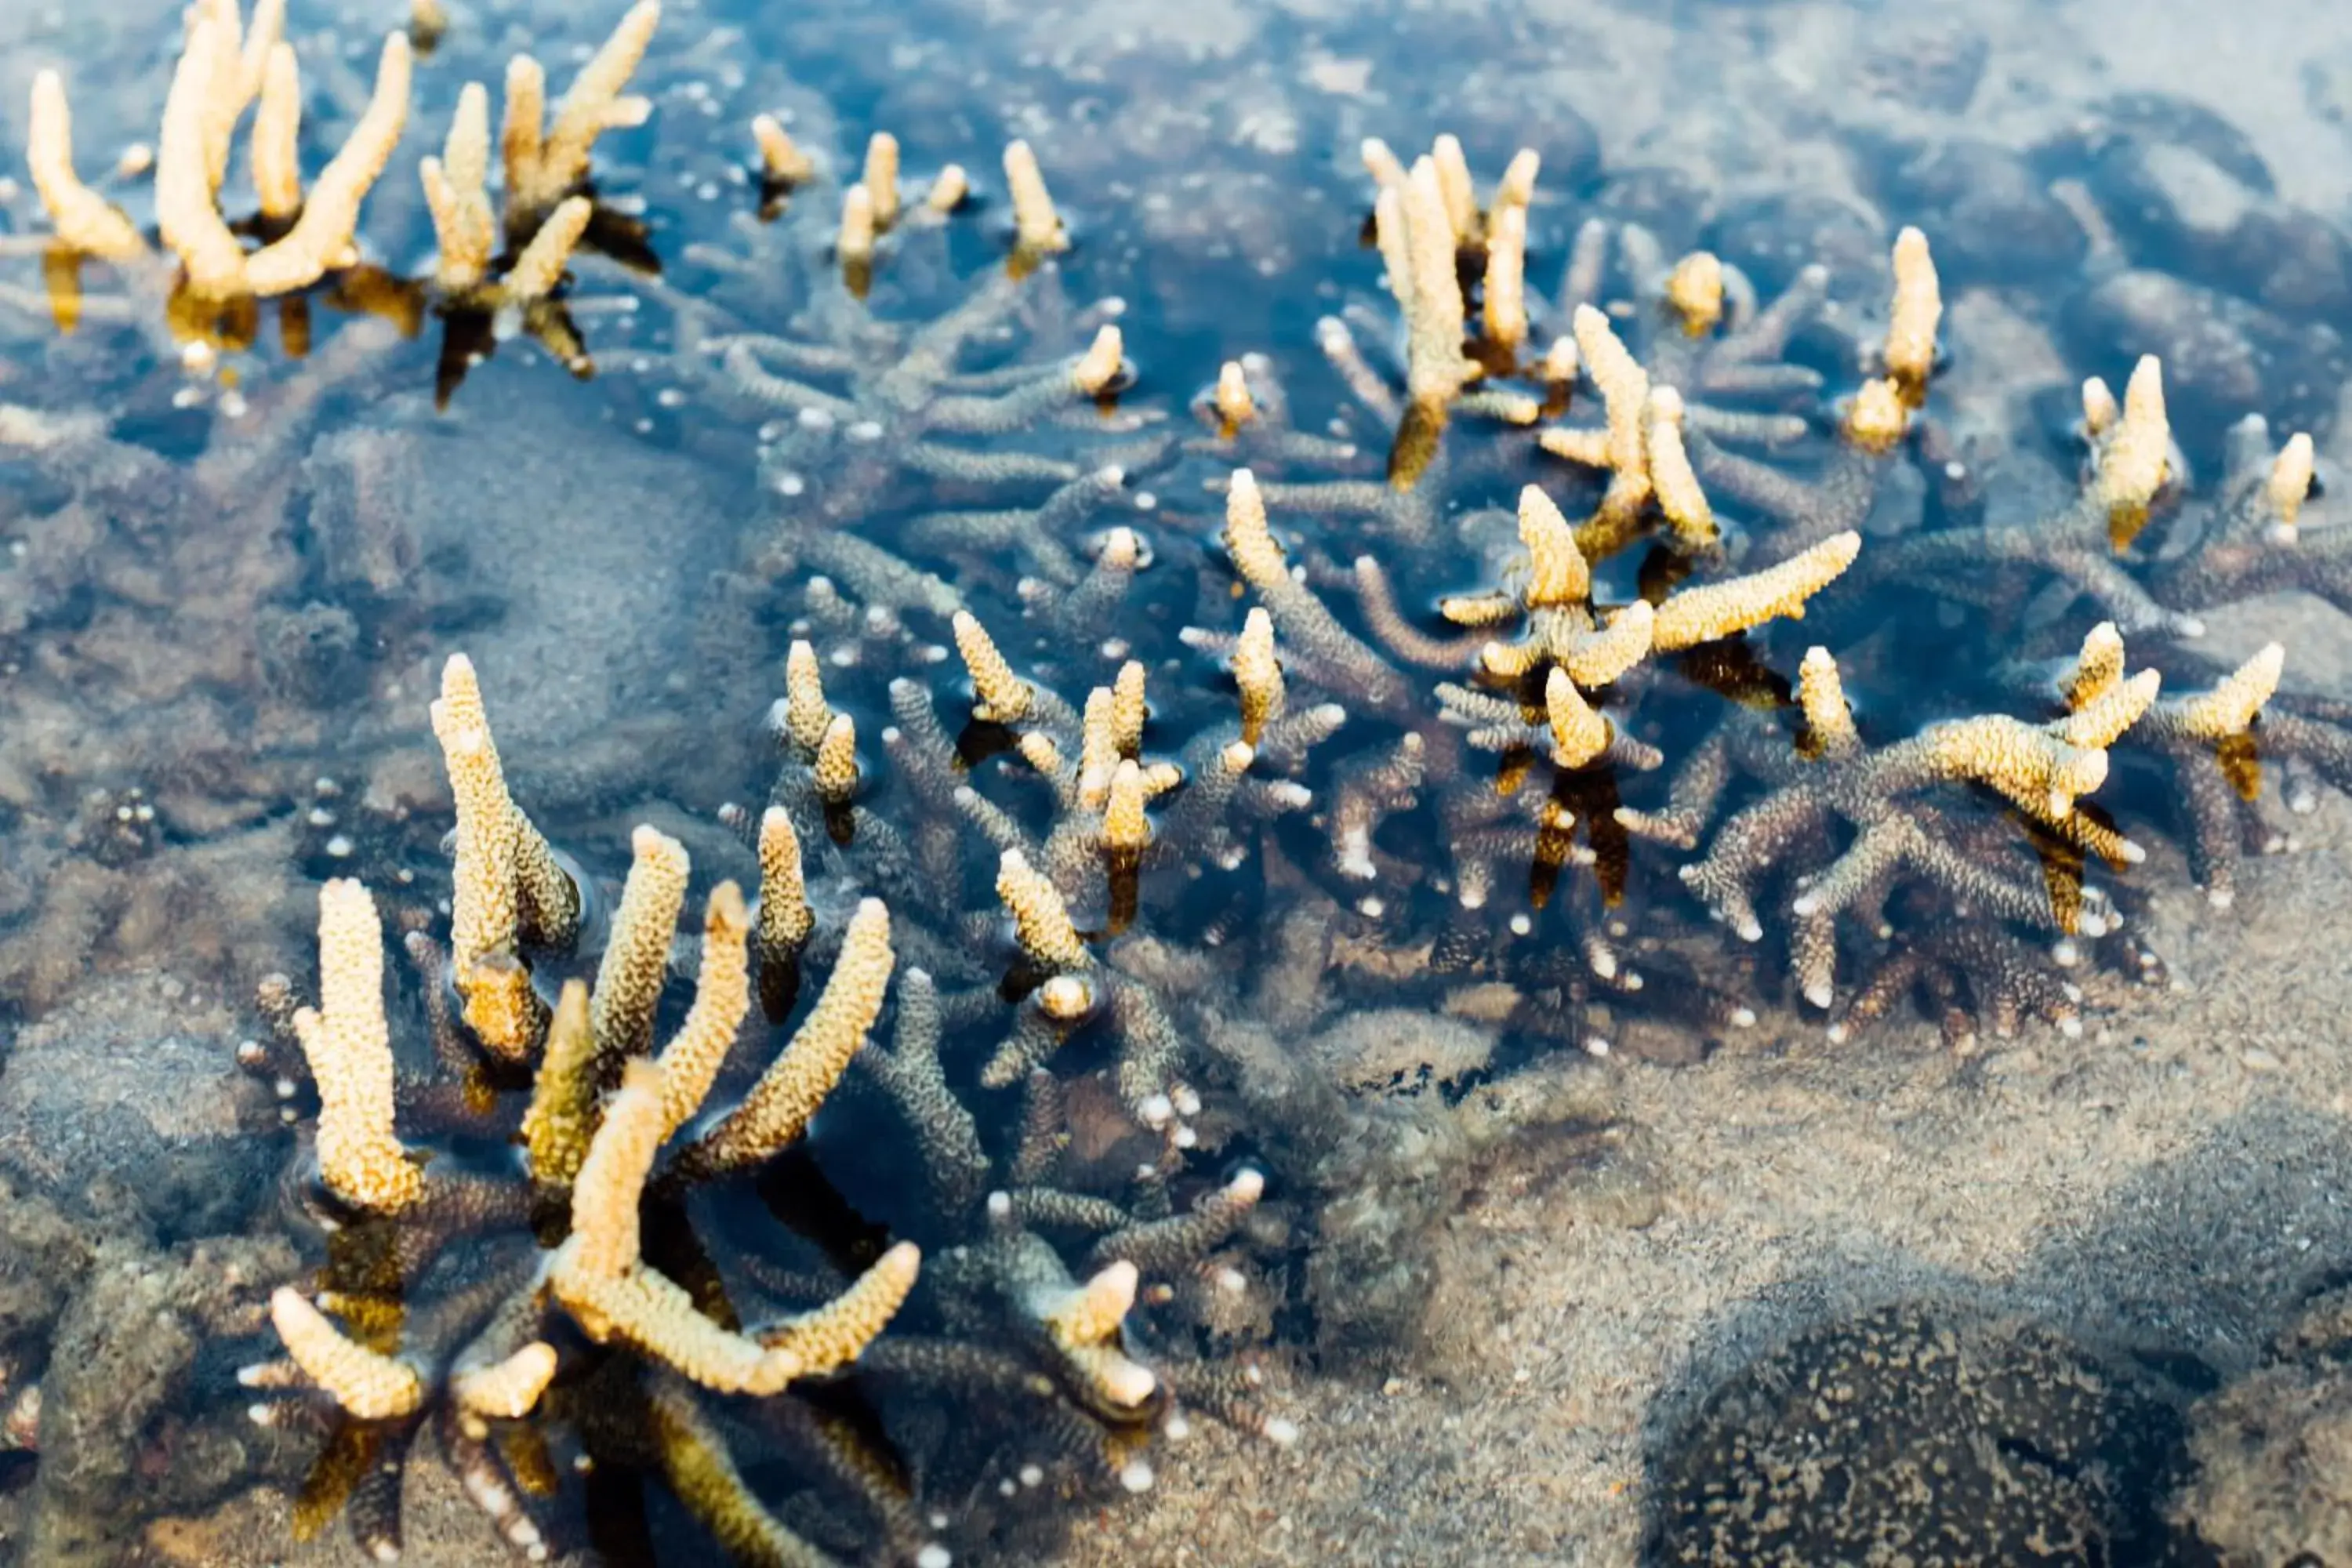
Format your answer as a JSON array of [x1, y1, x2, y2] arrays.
[[2, 0, 2351, 1564]]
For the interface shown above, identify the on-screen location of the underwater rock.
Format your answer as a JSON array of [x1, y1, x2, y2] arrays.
[[2172, 1283, 2352, 1565], [0, 971, 278, 1241], [2078, 136, 2352, 320], [0, 1175, 90, 1372], [1704, 187, 1886, 298], [22, 1236, 296, 1568], [2064, 268, 2346, 464], [1874, 139, 2086, 285], [1649, 1302, 2194, 1567], [1853, 16, 1989, 114], [2052, 91, 2278, 202], [1305, 1007, 1494, 1096], [253, 601, 361, 706]]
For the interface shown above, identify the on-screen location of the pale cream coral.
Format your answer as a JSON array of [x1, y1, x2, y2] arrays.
[[1544, 666, 1610, 769], [1072, 325, 1126, 397], [521, 979, 597, 1189], [755, 1241, 921, 1377], [1882, 226, 1941, 391], [2093, 354, 2172, 515], [1102, 760, 1152, 855], [1030, 1260, 1156, 1410], [590, 825, 691, 1067], [752, 114, 814, 185], [862, 130, 901, 230], [782, 640, 832, 756], [509, 0, 659, 225], [1483, 201, 1527, 353], [1663, 251, 1724, 335], [567, 1056, 668, 1281], [241, 31, 412, 296], [1003, 139, 1067, 255], [1797, 646, 1861, 760], [249, 42, 302, 221], [1650, 531, 1860, 652], [654, 883, 752, 1136], [813, 712, 860, 804], [27, 71, 147, 260], [755, 806, 815, 958], [292, 879, 423, 1213], [1111, 660, 1148, 758], [451, 1341, 558, 1423], [1642, 387, 1715, 548], [1232, 606, 1284, 746], [677, 898, 895, 1179], [270, 1287, 423, 1420], [1214, 361, 1256, 429], [953, 609, 1034, 724], [1517, 485, 1590, 609], [421, 82, 495, 290], [498, 195, 593, 301], [997, 848, 1090, 971]]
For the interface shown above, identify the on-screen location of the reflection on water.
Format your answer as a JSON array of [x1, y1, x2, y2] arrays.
[[2, 0, 2352, 1562]]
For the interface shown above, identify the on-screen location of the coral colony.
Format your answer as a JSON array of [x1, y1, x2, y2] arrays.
[[24, 0, 657, 397], [13, 0, 2352, 1561]]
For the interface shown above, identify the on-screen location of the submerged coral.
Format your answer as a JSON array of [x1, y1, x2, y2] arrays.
[[240, 655, 1289, 1563], [5, 3, 2352, 1560]]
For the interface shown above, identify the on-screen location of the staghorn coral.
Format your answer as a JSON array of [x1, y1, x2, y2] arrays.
[[241, 651, 1294, 1563], [17, 56, 2352, 1566], [643, 130, 1166, 644], [13, 1, 657, 402]]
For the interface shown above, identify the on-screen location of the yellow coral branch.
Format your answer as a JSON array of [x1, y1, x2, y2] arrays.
[[862, 131, 901, 230], [521, 978, 597, 1189], [756, 806, 815, 959], [1544, 666, 1610, 769], [654, 882, 752, 1136], [1664, 251, 1723, 336], [451, 1341, 557, 1422], [1651, 531, 1860, 652], [590, 825, 691, 1067], [27, 71, 147, 260], [249, 42, 302, 221], [566, 1056, 667, 1281], [678, 898, 895, 1179], [270, 1287, 423, 1420], [751, 113, 814, 186], [997, 848, 1089, 971], [953, 610, 1034, 724], [1642, 387, 1715, 548], [1003, 139, 1067, 256], [1797, 646, 1860, 760], [293, 879, 423, 1213], [1882, 226, 1940, 393], [1232, 606, 1284, 746], [755, 1241, 920, 1377], [244, 31, 412, 296]]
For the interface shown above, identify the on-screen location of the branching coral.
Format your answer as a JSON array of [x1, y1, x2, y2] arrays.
[[645, 132, 1163, 644], [245, 650, 1294, 1562], [16, 0, 655, 398], [246, 666, 924, 1559]]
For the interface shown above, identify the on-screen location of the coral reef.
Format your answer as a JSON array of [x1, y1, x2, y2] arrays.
[[4, 2, 2352, 1563]]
